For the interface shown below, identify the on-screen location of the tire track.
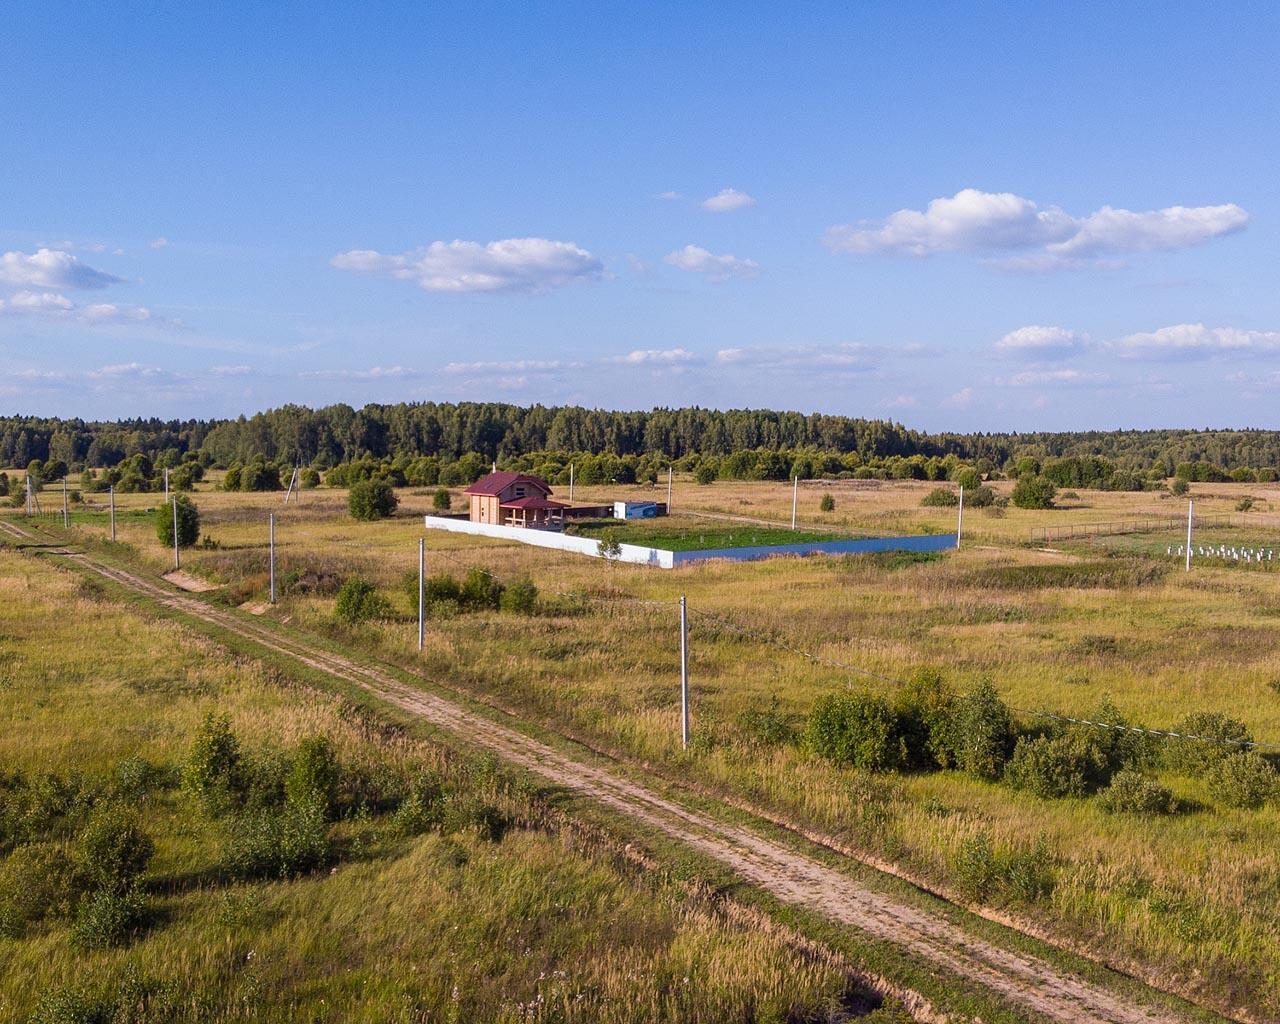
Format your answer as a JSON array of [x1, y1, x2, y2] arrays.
[[1, 519, 1191, 1024]]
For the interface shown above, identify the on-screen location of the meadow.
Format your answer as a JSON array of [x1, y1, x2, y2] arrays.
[[0, 543, 896, 1023], [11, 472, 1280, 1019]]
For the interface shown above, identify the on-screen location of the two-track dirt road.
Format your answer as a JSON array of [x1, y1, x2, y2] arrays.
[[0, 517, 1193, 1024]]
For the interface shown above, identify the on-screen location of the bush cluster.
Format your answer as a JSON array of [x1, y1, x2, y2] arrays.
[[348, 478, 399, 520], [154, 494, 200, 548], [335, 577, 392, 623], [404, 568, 538, 618]]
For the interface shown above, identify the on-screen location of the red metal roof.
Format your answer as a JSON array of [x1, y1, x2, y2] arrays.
[[464, 471, 553, 497], [500, 495, 567, 510]]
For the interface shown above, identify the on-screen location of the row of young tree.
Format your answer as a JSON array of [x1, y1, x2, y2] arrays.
[[7, 405, 1280, 477]]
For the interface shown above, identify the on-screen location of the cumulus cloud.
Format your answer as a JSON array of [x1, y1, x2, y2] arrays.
[[149, 237, 169, 250], [664, 244, 760, 282], [331, 238, 603, 293], [701, 188, 757, 213], [1112, 323, 1280, 360], [824, 189, 1247, 267], [618, 348, 698, 366], [993, 325, 1086, 361], [0, 248, 125, 290], [715, 343, 876, 370], [89, 362, 167, 380], [942, 387, 975, 409], [655, 190, 682, 201], [0, 290, 156, 325]]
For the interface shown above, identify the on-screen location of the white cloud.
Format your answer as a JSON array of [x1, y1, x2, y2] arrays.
[[89, 362, 166, 380], [664, 244, 760, 282], [655, 191, 682, 201], [80, 303, 153, 324], [993, 325, 1085, 361], [1113, 323, 1280, 360], [1000, 368, 1111, 387], [942, 387, 975, 409], [701, 188, 757, 213], [209, 365, 252, 377], [149, 237, 169, 250], [618, 348, 698, 366], [0, 248, 125, 290], [715, 343, 876, 370], [331, 237, 603, 293], [879, 394, 919, 410], [824, 189, 1247, 267], [0, 290, 157, 325], [443, 359, 572, 374], [300, 366, 419, 380], [0, 290, 74, 314]]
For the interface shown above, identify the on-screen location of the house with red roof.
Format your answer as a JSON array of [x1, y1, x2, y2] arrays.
[[464, 471, 567, 530]]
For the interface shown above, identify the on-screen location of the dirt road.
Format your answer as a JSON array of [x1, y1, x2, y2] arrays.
[[0, 519, 1191, 1024]]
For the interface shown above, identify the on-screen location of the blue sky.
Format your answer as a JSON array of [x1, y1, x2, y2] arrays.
[[3, 3, 1278, 431]]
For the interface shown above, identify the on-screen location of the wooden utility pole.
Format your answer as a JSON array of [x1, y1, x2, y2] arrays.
[[679, 595, 690, 750]]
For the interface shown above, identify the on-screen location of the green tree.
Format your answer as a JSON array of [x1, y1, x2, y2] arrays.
[[155, 495, 199, 548], [1011, 475, 1056, 510], [819, 493, 836, 512], [348, 478, 398, 520], [432, 486, 452, 510]]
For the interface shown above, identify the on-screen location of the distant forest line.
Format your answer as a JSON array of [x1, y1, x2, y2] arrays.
[[3, 402, 1280, 478]]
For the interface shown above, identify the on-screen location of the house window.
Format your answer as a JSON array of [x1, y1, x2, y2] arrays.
[[514, 486, 526, 498]]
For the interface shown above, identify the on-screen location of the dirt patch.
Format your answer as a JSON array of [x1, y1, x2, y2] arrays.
[[162, 569, 219, 592], [238, 600, 270, 615]]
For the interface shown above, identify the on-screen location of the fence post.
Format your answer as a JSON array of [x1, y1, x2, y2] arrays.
[[62, 477, 68, 528], [791, 476, 798, 530], [956, 485, 964, 549], [109, 485, 116, 542], [1185, 500, 1194, 572], [417, 537, 425, 651], [269, 513, 276, 604], [172, 497, 180, 571], [680, 595, 689, 750]]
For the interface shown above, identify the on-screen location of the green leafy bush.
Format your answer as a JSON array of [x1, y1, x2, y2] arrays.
[[348, 478, 398, 520], [77, 805, 154, 894], [1163, 711, 1252, 776], [949, 681, 1015, 780], [334, 577, 391, 623], [432, 487, 452, 510], [182, 713, 242, 804], [952, 832, 1056, 905], [223, 801, 331, 879], [805, 692, 910, 772], [154, 494, 199, 548], [391, 770, 446, 836], [441, 795, 509, 842], [1170, 477, 1189, 496], [694, 463, 717, 485], [71, 884, 148, 949], [739, 694, 796, 747], [1097, 770, 1178, 814], [920, 487, 959, 508], [1206, 752, 1278, 809], [498, 575, 538, 613], [894, 670, 957, 769], [0, 843, 86, 937], [285, 736, 339, 815], [819, 493, 835, 512], [1005, 733, 1107, 798], [1011, 474, 1057, 509], [460, 567, 504, 610]]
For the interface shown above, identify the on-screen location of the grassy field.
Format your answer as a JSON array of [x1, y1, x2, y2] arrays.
[[11, 474, 1280, 1018], [0, 546, 899, 1023]]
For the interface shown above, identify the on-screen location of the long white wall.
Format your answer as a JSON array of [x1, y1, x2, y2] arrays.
[[424, 515, 956, 569]]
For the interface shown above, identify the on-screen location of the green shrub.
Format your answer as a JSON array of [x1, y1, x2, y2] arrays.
[[0, 843, 86, 937], [182, 713, 242, 804], [1206, 752, 1278, 809], [112, 756, 173, 802], [894, 669, 957, 769], [348, 478, 398, 520], [1163, 711, 1252, 776], [300, 466, 321, 488], [432, 487, 452, 510], [819, 493, 835, 512], [952, 832, 1055, 905], [694, 463, 717, 485], [1170, 477, 1189, 496], [441, 795, 509, 842], [967, 485, 996, 508], [920, 487, 959, 508], [953, 466, 981, 491], [950, 681, 1015, 780], [77, 805, 154, 894], [1005, 733, 1107, 798], [154, 495, 199, 548], [285, 736, 339, 815], [334, 577, 391, 623], [1097, 770, 1177, 814], [739, 694, 796, 747], [498, 575, 538, 613], [71, 884, 148, 949], [805, 691, 910, 772], [391, 770, 446, 836], [223, 801, 330, 879], [460, 567, 504, 610], [1011, 474, 1057, 509]]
